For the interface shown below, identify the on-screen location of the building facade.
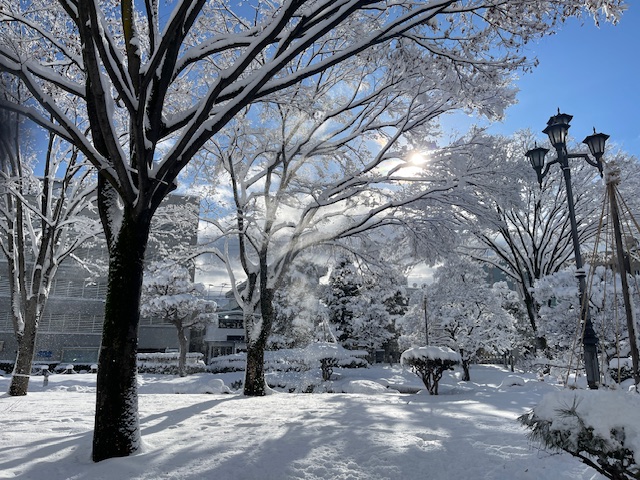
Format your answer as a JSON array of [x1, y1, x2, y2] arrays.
[[203, 293, 246, 360], [0, 194, 200, 367]]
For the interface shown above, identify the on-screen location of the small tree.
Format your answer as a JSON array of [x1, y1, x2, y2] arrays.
[[141, 263, 217, 377], [401, 346, 460, 395], [325, 257, 363, 347]]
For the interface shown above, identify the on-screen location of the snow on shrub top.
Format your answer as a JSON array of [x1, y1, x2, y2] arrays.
[[302, 342, 366, 362], [400, 346, 461, 365], [531, 390, 640, 460], [137, 352, 204, 361], [609, 357, 633, 369]]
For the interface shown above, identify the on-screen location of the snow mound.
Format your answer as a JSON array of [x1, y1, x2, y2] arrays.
[[173, 378, 231, 394], [203, 378, 232, 394], [137, 374, 232, 394], [50, 385, 95, 393], [338, 380, 390, 394], [499, 375, 526, 388]]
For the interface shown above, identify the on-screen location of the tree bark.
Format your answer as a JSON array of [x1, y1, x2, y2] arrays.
[[177, 325, 188, 377], [92, 208, 151, 462], [461, 359, 471, 382], [8, 301, 39, 396], [243, 286, 275, 396], [244, 305, 268, 396]]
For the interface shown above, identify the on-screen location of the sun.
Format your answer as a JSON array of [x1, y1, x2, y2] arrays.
[[408, 151, 429, 165]]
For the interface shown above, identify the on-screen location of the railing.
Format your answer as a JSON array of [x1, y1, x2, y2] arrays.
[[0, 311, 104, 334], [0, 278, 107, 301], [0, 314, 12, 332], [49, 280, 108, 300], [40, 312, 104, 334], [139, 316, 174, 326]]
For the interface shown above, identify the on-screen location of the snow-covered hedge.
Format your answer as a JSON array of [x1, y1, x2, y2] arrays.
[[401, 346, 461, 395], [208, 353, 249, 373], [208, 344, 369, 375], [137, 352, 206, 375], [519, 390, 640, 480]]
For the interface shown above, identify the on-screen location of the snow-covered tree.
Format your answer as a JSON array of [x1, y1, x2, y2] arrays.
[[533, 264, 640, 369], [398, 285, 430, 350], [141, 262, 217, 377], [0, 0, 625, 462], [325, 257, 365, 347], [324, 255, 406, 356], [460, 132, 606, 349], [491, 281, 531, 354], [0, 80, 99, 396], [269, 261, 326, 350], [427, 257, 516, 380]]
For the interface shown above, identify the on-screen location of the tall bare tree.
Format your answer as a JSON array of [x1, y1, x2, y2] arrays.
[[0, 79, 98, 396]]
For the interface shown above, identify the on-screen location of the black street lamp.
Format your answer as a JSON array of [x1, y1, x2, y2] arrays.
[[525, 110, 608, 390]]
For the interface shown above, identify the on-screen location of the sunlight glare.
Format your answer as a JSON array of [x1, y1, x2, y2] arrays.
[[408, 151, 429, 165]]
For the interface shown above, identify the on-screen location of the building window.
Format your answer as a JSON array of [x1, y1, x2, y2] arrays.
[[212, 346, 234, 357], [219, 317, 243, 329], [61, 348, 100, 364]]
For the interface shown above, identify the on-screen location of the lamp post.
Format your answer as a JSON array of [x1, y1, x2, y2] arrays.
[[525, 110, 607, 390], [423, 289, 429, 346]]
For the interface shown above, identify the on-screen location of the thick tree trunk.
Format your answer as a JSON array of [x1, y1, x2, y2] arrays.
[[92, 209, 151, 462], [522, 285, 547, 351], [8, 302, 39, 396], [523, 288, 537, 334], [243, 287, 275, 396], [244, 308, 268, 396], [461, 359, 471, 382], [177, 325, 188, 377]]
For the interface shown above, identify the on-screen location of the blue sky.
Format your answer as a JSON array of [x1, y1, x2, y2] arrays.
[[476, 3, 640, 158]]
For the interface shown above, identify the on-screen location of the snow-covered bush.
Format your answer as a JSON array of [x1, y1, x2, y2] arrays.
[[498, 375, 526, 388], [302, 342, 368, 381], [519, 390, 640, 480], [609, 358, 636, 384], [401, 346, 461, 395]]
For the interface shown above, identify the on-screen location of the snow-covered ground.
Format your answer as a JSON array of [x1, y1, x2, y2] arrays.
[[0, 364, 606, 480]]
